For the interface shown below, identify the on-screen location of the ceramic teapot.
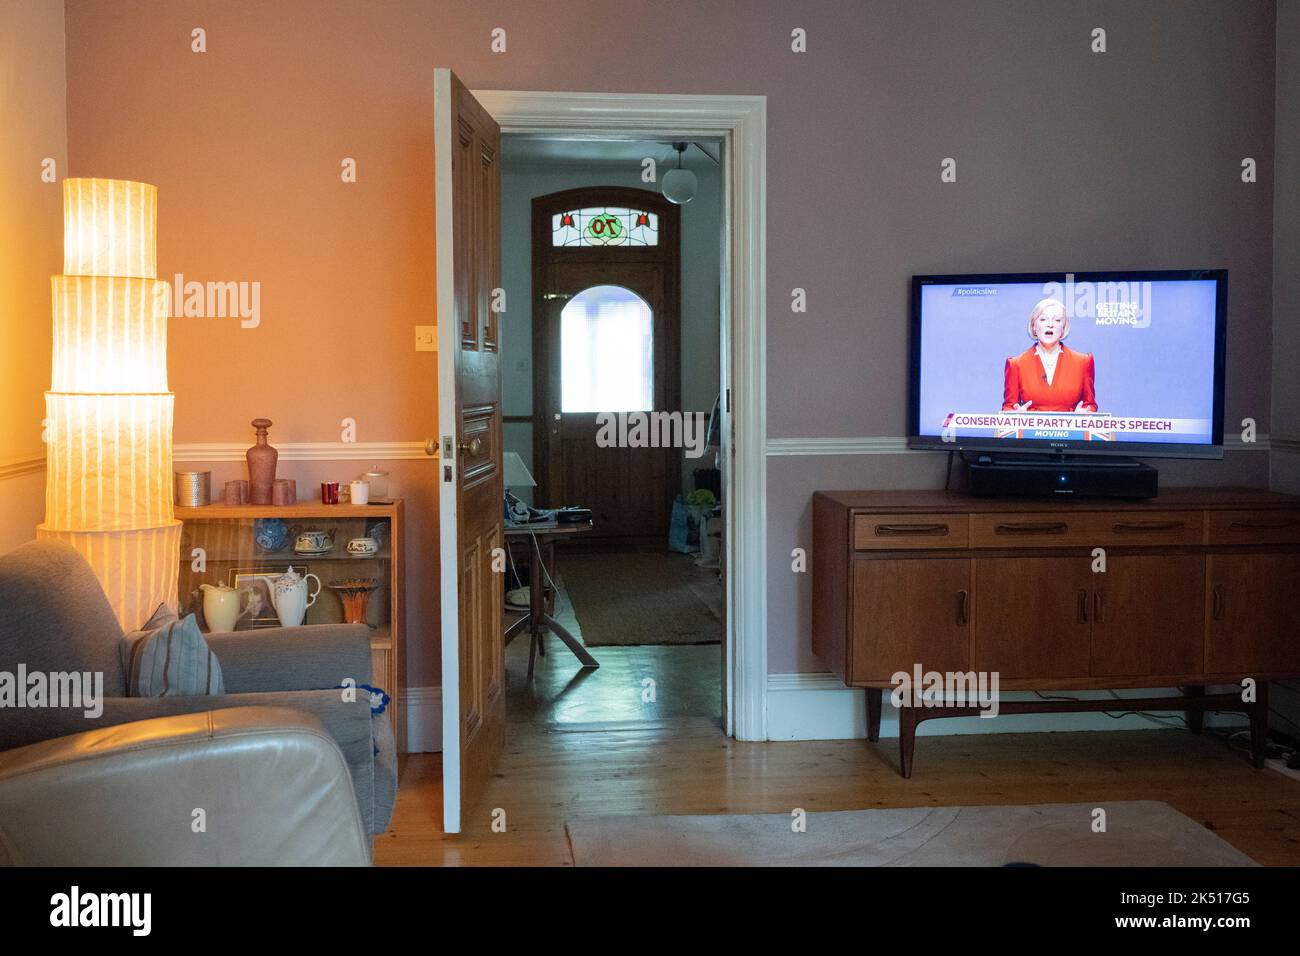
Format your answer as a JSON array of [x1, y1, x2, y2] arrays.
[[270, 566, 322, 627]]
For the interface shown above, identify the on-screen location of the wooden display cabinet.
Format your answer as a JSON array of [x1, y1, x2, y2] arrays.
[[175, 500, 405, 752]]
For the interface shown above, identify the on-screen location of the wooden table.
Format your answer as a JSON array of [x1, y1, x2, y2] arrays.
[[504, 519, 598, 676]]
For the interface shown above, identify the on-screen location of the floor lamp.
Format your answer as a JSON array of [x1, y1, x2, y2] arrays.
[[37, 178, 180, 630]]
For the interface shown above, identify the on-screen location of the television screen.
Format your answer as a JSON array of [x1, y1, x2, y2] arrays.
[[909, 270, 1227, 458]]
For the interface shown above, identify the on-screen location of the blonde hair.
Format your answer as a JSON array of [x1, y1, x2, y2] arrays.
[[1028, 298, 1070, 341]]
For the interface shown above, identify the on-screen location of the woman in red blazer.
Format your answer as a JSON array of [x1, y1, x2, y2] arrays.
[[1002, 299, 1097, 413]]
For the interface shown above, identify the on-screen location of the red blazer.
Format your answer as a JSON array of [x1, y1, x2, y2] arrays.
[[1002, 345, 1097, 412]]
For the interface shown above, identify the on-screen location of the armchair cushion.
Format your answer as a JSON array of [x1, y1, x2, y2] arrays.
[[0, 541, 127, 696], [121, 604, 224, 696], [203, 623, 372, 693], [0, 706, 371, 865]]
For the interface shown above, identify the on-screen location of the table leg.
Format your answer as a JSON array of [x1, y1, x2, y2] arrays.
[[866, 687, 882, 743], [1250, 679, 1270, 769]]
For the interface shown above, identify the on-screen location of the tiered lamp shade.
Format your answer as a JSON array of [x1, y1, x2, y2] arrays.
[[38, 178, 180, 631]]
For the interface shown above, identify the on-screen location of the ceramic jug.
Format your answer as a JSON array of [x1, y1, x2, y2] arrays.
[[201, 582, 241, 633], [270, 566, 321, 627]]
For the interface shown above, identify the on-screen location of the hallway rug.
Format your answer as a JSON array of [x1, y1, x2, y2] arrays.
[[561, 552, 722, 646], [566, 801, 1257, 866]]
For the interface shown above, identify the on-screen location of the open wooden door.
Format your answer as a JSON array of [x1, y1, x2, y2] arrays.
[[434, 69, 504, 834]]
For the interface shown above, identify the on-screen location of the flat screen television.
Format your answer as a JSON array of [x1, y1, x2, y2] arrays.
[[908, 269, 1228, 459]]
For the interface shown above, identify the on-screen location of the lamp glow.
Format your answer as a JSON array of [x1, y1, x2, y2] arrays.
[[39, 178, 180, 630]]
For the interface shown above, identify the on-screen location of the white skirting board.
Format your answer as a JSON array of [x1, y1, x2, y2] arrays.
[[766, 673, 1249, 741], [401, 686, 442, 752]]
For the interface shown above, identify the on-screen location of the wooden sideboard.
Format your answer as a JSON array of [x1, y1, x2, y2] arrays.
[[812, 488, 1300, 776]]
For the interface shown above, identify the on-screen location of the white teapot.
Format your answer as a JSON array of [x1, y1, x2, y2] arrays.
[[270, 566, 321, 628]]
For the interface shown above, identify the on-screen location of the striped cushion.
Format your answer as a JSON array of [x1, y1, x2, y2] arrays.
[[122, 604, 224, 697]]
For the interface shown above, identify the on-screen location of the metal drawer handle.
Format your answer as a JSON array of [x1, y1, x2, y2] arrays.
[[874, 523, 950, 537], [1228, 519, 1297, 531], [1113, 521, 1184, 533], [994, 522, 1068, 535]]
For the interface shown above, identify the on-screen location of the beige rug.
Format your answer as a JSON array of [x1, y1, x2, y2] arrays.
[[561, 552, 723, 647], [566, 801, 1256, 867]]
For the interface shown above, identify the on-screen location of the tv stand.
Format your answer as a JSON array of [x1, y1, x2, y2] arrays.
[[812, 488, 1300, 777]]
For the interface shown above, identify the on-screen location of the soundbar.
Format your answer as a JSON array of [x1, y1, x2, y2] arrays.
[[965, 454, 1158, 499]]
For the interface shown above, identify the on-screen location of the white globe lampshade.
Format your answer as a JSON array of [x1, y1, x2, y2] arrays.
[[662, 168, 697, 205]]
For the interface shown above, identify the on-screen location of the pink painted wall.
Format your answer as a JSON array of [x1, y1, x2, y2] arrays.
[[62, 0, 1281, 679], [0, 0, 66, 554]]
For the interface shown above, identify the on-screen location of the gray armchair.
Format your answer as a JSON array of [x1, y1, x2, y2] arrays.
[[0, 540, 397, 843], [0, 706, 371, 865]]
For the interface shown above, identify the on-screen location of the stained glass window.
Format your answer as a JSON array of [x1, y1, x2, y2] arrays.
[[561, 285, 654, 413], [552, 207, 659, 247]]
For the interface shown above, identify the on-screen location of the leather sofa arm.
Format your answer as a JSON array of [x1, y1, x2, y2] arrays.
[[204, 623, 374, 692], [0, 706, 370, 866]]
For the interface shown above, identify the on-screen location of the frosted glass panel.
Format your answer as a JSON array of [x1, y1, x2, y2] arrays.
[[561, 285, 653, 413]]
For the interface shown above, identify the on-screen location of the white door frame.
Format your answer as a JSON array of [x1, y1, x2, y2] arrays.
[[473, 90, 768, 741]]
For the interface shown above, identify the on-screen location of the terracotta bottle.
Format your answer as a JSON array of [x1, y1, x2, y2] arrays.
[[247, 418, 278, 505]]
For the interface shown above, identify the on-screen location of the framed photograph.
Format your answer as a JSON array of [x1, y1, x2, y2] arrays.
[[230, 566, 305, 629]]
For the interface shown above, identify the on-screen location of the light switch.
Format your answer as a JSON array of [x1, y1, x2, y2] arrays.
[[415, 325, 437, 352]]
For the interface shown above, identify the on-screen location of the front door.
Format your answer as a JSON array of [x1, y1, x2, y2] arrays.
[[532, 187, 681, 547], [434, 69, 504, 834]]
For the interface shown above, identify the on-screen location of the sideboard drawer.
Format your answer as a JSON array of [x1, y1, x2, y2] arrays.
[[971, 513, 1093, 548], [972, 511, 1203, 548], [853, 513, 970, 550], [1208, 510, 1300, 546]]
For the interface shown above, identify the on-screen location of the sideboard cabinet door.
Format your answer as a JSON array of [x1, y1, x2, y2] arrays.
[[974, 557, 1092, 679], [851, 558, 971, 683], [1089, 555, 1205, 677], [1207, 553, 1300, 674]]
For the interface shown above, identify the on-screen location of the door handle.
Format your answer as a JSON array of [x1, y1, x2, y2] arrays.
[[1229, 519, 1297, 531], [994, 522, 1068, 535], [1077, 588, 1089, 624], [1093, 588, 1105, 625], [957, 589, 969, 626], [425, 438, 438, 457], [1212, 584, 1226, 621], [457, 436, 483, 457]]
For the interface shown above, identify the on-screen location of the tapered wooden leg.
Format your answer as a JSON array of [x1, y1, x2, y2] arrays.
[[898, 705, 918, 778], [1250, 679, 1269, 769], [1182, 684, 1205, 734], [866, 687, 882, 743]]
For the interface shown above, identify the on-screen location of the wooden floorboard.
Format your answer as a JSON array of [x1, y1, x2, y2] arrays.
[[375, 719, 1300, 866]]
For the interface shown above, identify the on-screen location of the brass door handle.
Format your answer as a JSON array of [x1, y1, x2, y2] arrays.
[[458, 436, 483, 457], [425, 438, 438, 457]]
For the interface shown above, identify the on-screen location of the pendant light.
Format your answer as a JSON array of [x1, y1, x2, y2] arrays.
[[662, 142, 697, 205]]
